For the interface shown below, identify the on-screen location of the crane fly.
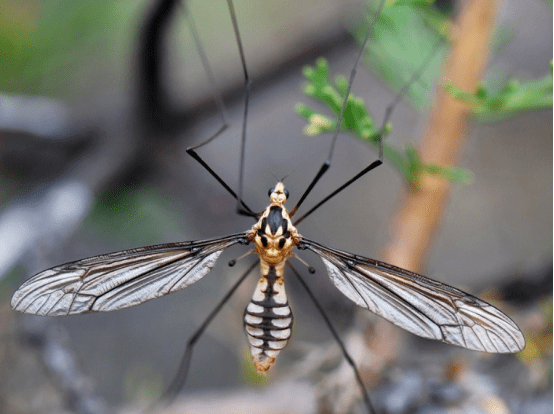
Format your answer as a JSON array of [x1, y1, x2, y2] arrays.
[[11, 179, 525, 369], [11, 0, 525, 411]]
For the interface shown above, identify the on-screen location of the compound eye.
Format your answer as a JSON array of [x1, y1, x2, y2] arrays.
[[284, 189, 289, 199], [268, 187, 275, 197]]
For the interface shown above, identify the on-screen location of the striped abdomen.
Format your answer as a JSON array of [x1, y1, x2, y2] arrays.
[[243, 263, 293, 373]]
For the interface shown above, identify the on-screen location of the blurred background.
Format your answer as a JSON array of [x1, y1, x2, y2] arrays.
[[0, 0, 551, 413]]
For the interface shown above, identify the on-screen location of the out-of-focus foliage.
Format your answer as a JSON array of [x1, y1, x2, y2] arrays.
[[295, 58, 472, 189], [297, 0, 551, 188], [356, 0, 553, 122], [1, 0, 141, 97], [489, 20, 515, 55], [444, 62, 553, 122], [0, 3, 36, 93], [296, 1, 471, 189], [353, 0, 451, 110], [83, 185, 188, 246]]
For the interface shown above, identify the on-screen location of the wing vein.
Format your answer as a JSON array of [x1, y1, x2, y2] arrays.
[[12, 233, 249, 315], [299, 237, 525, 353]]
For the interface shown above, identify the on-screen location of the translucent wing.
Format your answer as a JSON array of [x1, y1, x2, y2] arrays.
[[299, 238, 525, 353], [12, 233, 249, 316]]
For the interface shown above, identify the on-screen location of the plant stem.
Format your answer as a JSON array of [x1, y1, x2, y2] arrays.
[[382, 0, 499, 272]]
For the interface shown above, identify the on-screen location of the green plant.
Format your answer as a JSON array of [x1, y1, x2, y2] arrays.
[[444, 62, 553, 122], [295, 58, 471, 189]]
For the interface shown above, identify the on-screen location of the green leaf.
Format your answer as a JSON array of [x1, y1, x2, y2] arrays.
[[296, 58, 471, 189], [444, 62, 553, 122]]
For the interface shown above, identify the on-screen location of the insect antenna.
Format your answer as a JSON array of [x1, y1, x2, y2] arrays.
[[269, 169, 295, 184], [288, 262, 376, 414], [293, 37, 445, 226], [152, 260, 258, 410]]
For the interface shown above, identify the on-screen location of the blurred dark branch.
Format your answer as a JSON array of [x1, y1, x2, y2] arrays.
[[137, 0, 190, 136], [0, 107, 141, 279], [0, 0, 193, 281], [3, 2, 198, 411]]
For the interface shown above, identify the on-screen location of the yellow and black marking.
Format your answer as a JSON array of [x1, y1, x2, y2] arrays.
[[243, 182, 301, 372], [249, 182, 300, 266]]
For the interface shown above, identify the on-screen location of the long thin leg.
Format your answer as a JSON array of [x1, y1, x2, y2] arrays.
[[288, 262, 376, 414], [294, 160, 380, 226], [182, 0, 257, 218], [151, 260, 258, 410], [186, 148, 257, 217], [225, 0, 251, 217], [293, 37, 445, 226], [182, 0, 228, 140], [289, 0, 387, 218]]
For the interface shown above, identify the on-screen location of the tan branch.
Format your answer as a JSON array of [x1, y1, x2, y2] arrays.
[[382, 0, 499, 272]]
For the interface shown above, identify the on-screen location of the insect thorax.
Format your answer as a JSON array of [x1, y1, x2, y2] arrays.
[[249, 183, 300, 266]]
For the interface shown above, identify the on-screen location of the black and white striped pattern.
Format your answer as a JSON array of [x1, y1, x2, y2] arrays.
[[243, 265, 293, 372]]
